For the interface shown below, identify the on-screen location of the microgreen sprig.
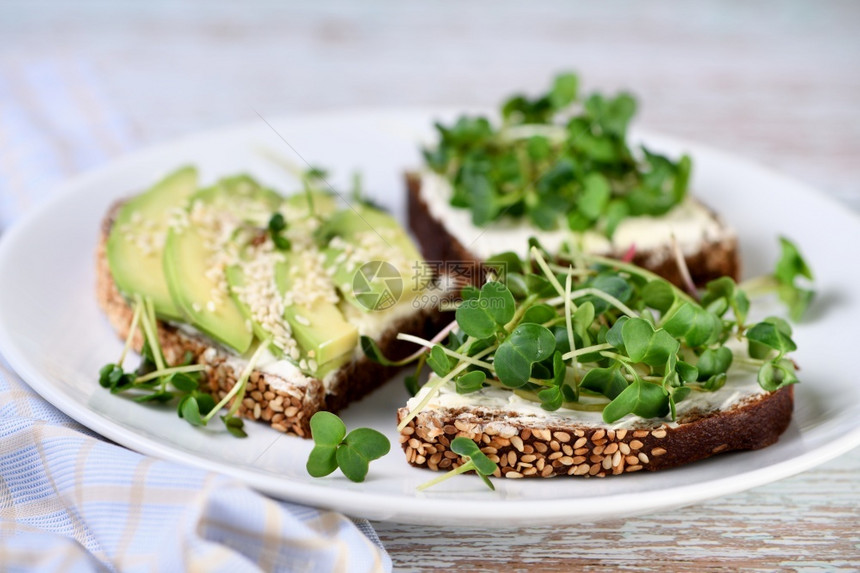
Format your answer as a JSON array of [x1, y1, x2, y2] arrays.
[[366, 237, 812, 430], [268, 212, 291, 251], [417, 437, 498, 492], [98, 295, 256, 437], [306, 412, 390, 482], [423, 72, 693, 236], [740, 237, 815, 321]]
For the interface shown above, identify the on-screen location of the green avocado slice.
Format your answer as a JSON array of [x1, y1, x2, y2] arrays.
[[320, 204, 429, 312], [163, 175, 282, 353], [275, 256, 358, 368], [106, 166, 198, 320]]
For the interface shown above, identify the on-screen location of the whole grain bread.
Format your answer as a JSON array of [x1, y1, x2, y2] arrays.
[[396, 386, 793, 478], [97, 202, 447, 438], [406, 173, 740, 288]]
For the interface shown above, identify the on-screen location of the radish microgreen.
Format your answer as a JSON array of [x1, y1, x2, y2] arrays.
[[268, 212, 291, 251], [423, 72, 693, 236], [367, 237, 812, 432], [98, 295, 260, 437], [417, 437, 498, 492], [306, 412, 390, 482]]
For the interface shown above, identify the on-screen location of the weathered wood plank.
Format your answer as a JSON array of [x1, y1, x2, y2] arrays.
[[374, 448, 860, 571]]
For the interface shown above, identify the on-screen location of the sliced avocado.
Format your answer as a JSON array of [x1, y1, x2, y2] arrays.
[[321, 204, 429, 312], [106, 166, 198, 320], [284, 190, 339, 221], [224, 263, 282, 356], [163, 175, 282, 353], [274, 256, 358, 367]]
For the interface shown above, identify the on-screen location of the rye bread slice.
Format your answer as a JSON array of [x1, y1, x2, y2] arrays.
[[406, 172, 741, 288], [396, 386, 793, 478], [96, 201, 446, 438]]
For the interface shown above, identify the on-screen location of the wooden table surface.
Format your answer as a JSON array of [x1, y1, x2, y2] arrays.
[[3, 1, 858, 570]]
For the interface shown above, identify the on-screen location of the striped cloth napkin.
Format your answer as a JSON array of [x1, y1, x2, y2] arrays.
[[0, 58, 391, 573]]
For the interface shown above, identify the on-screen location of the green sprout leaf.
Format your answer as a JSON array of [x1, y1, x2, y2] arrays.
[[306, 412, 390, 483], [169, 372, 199, 393], [268, 213, 292, 251], [222, 415, 247, 438], [455, 282, 516, 339], [494, 324, 556, 387], [696, 347, 733, 381], [774, 237, 815, 321], [426, 345, 453, 377], [404, 374, 420, 397], [747, 320, 797, 357], [605, 316, 629, 349], [662, 303, 722, 348], [621, 318, 680, 367], [758, 359, 800, 392], [307, 444, 339, 478], [603, 378, 670, 423], [309, 411, 346, 446], [337, 428, 391, 483], [641, 280, 677, 313], [450, 437, 498, 476], [580, 366, 628, 400], [549, 72, 579, 109], [418, 437, 498, 492], [455, 370, 486, 394], [702, 277, 749, 324], [179, 396, 204, 426], [522, 303, 557, 325]]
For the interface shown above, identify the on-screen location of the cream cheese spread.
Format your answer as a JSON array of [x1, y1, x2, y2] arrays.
[[405, 361, 767, 430], [418, 170, 732, 262]]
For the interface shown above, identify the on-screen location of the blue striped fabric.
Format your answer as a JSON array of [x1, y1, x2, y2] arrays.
[[0, 58, 391, 572]]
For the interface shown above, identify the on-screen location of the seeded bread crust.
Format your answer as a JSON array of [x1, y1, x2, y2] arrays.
[[406, 173, 741, 288], [396, 386, 793, 478], [97, 201, 446, 438]]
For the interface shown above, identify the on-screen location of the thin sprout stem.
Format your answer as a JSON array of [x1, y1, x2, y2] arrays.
[[503, 293, 539, 332], [738, 275, 779, 295], [118, 301, 143, 366], [564, 272, 577, 373], [561, 342, 614, 362], [511, 388, 608, 411], [393, 319, 460, 365], [599, 351, 641, 380], [135, 295, 166, 373], [732, 355, 769, 367], [416, 461, 475, 491], [546, 263, 593, 276], [135, 364, 207, 384], [203, 340, 271, 424], [670, 235, 699, 301], [396, 333, 496, 371], [547, 288, 639, 318], [530, 246, 566, 297], [397, 345, 496, 431], [563, 252, 698, 305]]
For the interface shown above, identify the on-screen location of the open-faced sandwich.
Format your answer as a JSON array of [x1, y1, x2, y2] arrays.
[[97, 166, 445, 437], [407, 72, 739, 288], [95, 90, 813, 487], [368, 241, 810, 480]]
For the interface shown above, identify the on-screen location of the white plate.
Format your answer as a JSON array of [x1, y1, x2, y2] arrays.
[[1, 109, 858, 526]]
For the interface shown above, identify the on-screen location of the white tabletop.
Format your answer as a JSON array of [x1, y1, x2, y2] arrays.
[[3, 1, 858, 569]]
